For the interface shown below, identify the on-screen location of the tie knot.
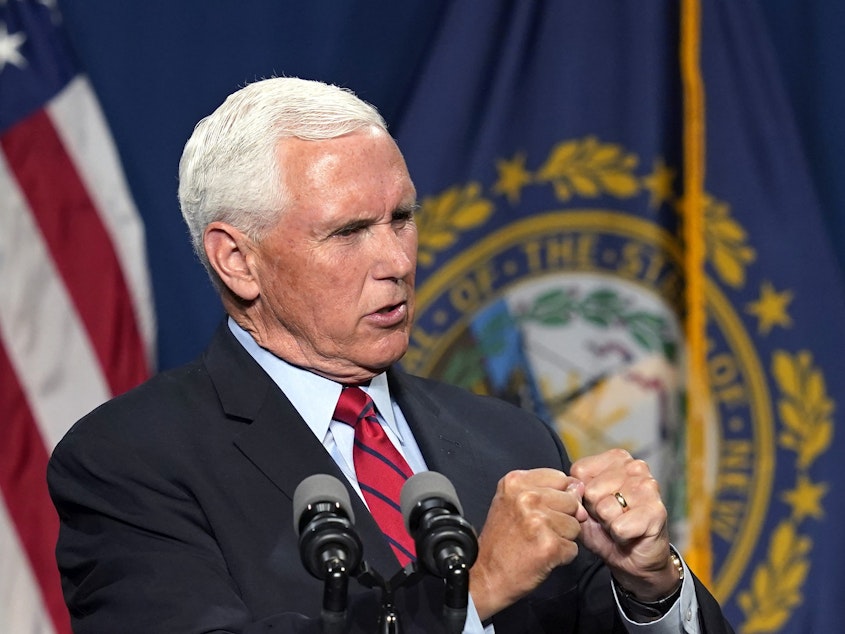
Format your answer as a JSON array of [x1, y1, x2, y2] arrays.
[[333, 386, 376, 428]]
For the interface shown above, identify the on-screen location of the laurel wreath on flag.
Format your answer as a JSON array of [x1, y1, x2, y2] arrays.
[[535, 136, 641, 200], [414, 137, 831, 631], [702, 194, 757, 288], [415, 182, 494, 267], [737, 351, 833, 633], [416, 136, 756, 288]]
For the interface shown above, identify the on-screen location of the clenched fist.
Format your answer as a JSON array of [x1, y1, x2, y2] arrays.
[[469, 468, 587, 620], [571, 448, 680, 601]]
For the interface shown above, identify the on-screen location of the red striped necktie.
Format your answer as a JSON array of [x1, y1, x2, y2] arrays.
[[333, 386, 416, 566]]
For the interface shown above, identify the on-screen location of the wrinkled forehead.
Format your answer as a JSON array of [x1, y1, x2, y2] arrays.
[[275, 127, 415, 202]]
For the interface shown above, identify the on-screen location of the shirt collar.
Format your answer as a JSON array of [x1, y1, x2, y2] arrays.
[[227, 318, 402, 442]]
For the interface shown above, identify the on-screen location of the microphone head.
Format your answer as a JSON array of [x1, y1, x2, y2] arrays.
[[400, 471, 463, 533], [293, 473, 355, 534]]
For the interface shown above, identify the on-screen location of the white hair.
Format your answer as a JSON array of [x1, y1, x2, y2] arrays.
[[177, 77, 387, 280]]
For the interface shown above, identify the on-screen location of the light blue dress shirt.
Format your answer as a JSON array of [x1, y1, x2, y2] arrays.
[[228, 318, 700, 633]]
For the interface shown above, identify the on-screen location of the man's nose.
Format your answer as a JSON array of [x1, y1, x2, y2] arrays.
[[371, 226, 416, 280]]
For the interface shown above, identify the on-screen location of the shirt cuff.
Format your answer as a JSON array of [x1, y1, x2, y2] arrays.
[[612, 550, 701, 634], [462, 593, 495, 633]]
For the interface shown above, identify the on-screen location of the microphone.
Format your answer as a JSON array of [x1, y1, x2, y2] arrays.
[[294, 474, 363, 632], [401, 471, 479, 634]]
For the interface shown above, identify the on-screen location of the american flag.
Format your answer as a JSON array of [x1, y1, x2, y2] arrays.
[[0, 1, 155, 631]]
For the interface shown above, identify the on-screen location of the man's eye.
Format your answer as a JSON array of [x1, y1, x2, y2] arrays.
[[333, 223, 366, 238], [392, 209, 415, 225]]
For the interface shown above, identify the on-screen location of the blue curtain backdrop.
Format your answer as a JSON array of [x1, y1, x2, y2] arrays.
[[41, 1, 845, 632]]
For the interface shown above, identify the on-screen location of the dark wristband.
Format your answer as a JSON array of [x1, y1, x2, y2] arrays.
[[614, 547, 685, 622]]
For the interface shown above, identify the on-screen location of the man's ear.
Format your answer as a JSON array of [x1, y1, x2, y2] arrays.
[[203, 222, 260, 301]]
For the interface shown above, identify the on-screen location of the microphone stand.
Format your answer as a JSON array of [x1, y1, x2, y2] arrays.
[[356, 561, 424, 634], [320, 556, 355, 634], [441, 552, 471, 634]]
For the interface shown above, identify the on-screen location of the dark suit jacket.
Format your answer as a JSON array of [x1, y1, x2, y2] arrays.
[[48, 322, 732, 633]]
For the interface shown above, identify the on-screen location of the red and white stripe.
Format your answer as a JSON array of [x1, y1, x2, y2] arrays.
[[0, 76, 154, 633]]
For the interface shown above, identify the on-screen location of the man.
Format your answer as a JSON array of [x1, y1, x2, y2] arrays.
[[48, 77, 732, 633]]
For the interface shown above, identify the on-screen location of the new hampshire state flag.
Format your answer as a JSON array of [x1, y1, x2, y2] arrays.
[[393, 1, 845, 631]]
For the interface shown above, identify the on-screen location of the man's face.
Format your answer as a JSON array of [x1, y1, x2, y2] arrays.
[[248, 126, 418, 383]]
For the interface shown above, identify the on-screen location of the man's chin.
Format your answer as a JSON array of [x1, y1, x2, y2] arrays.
[[358, 338, 410, 372]]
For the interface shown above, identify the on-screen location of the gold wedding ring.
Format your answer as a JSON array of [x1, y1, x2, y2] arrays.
[[613, 491, 628, 510]]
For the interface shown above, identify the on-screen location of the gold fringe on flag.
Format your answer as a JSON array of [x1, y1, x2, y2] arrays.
[[680, 0, 713, 583]]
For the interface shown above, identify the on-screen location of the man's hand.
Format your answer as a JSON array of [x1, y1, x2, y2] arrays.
[[469, 468, 587, 621], [570, 448, 680, 602]]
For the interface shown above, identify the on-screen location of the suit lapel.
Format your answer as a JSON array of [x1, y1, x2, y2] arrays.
[[203, 323, 399, 571], [232, 388, 339, 501], [388, 369, 491, 532], [203, 323, 330, 498]]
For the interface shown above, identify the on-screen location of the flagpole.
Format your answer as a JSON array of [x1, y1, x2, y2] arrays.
[[680, 0, 713, 583]]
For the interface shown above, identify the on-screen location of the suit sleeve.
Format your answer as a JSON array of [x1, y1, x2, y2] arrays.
[[463, 402, 734, 634], [47, 425, 376, 634]]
